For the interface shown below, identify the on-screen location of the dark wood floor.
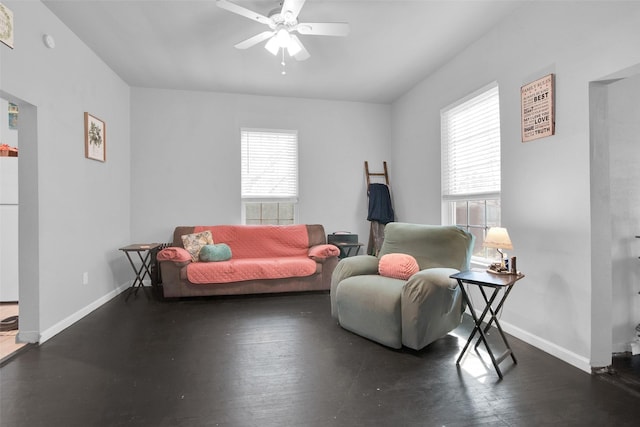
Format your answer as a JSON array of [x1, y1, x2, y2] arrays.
[[1, 291, 639, 426], [604, 352, 640, 395]]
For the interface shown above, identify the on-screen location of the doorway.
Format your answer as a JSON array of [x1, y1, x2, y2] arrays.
[[0, 90, 40, 359], [0, 97, 22, 361], [589, 64, 640, 388]]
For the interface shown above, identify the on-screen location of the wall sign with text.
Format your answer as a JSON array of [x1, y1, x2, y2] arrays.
[[521, 74, 555, 142]]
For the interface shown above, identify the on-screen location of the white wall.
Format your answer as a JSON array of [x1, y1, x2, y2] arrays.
[[130, 88, 390, 246], [609, 74, 640, 351], [0, 1, 131, 341], [391, 1, 640, 371]]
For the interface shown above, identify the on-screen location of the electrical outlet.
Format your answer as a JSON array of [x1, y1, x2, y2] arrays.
[[82, 272, 89, 285]]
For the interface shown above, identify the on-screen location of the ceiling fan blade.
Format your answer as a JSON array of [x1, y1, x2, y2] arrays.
[[216, 0, 271, 25], [290, 35, 310, 61], [234, 31, 274, 50], [296, 22, 350, 37], [281, 0, 306, 21]]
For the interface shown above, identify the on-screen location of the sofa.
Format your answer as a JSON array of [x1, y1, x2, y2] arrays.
[[157, 224, 340, 299], [331, 222, 474, 350]]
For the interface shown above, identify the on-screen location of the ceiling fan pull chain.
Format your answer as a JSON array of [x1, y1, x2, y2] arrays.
[[281, 49, 287, 75]]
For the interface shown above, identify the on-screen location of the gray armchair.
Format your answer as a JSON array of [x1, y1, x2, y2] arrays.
[[330, 223, 474, 350]]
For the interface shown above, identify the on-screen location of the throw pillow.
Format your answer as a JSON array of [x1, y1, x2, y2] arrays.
[[157, 247, 192, 263], [378, 253, 420, 280], [199, 243, 232, 262], [308, 244, 340, 259], [181, 230, 214, 262]]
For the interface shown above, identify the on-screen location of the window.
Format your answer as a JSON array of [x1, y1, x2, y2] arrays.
[[441, 83, 501, 261], [241, 128, 298, 225]]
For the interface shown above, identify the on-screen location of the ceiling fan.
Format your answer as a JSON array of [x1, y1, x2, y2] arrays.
[[216, 0, 350, 62]]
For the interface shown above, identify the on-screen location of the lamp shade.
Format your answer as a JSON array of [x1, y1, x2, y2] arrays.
[[276, 28, 291, 47], [483, 227, 513, 250], [286, 35, 302, 56], [265, 36, 279, 55]]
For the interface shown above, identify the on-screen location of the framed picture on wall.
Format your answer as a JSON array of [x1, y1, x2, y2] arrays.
[[84, 112, 106, 162], [0, 2, 14, 49], [8, 102, 18, 129]]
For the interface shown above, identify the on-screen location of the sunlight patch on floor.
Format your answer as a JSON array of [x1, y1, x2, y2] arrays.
[[450, 328, 495, 383]]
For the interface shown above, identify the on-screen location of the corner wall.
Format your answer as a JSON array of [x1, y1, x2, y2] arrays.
[[0, 1, 131, 341], [391, 1, 640, 371], [130, 88, 390, 245]]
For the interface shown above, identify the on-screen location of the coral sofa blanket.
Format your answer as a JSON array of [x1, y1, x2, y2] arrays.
[[186, 257, 317, 284], [186, 224, 317, 284], [193, 224, 310, 258]]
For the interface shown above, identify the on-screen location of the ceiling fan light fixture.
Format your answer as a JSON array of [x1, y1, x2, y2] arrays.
[[287, 36, 302, 56], [275, 28, 291, 47], [265, 36, 280, 55], [218, 0, 350, 65]]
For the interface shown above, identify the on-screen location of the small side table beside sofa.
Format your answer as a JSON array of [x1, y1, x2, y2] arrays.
[[331, 241, 364, 258], [327, 232, 363, 258], [451, 269, 525, 379], [119, 243, 164, 301]]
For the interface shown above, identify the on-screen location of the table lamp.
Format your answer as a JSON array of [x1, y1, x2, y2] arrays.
[[483, 227, 513, 260]]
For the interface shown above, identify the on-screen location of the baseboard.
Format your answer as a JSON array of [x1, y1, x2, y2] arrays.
[[500, 319, 592, 374], [38, 282, 131, 344], [16, 330, 39, 343], [470, 308, 591, 374]]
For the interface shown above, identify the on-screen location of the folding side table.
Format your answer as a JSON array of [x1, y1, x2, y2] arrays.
[[332, 242, 364, 258], [327, 233, 363, 258], [450, 269, 525, 379], [119, 243, 162, 301]]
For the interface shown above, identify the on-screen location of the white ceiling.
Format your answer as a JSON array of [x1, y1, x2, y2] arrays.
[[43, 0, 523, 104]]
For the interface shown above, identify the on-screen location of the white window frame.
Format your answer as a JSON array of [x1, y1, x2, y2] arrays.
[[240, 128, 299, 225], [441, 82, 502, 263]]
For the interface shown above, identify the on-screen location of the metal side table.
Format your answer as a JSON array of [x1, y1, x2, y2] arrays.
[[451, 269, 525, 379], [119, 243, 162, 301]]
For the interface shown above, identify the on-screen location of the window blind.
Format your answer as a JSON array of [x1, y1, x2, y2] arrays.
[[241, 129, 298, 199], [441, 83, 501, 200]]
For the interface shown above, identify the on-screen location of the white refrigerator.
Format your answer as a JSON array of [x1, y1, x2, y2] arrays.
[[0, 156, 19, 302]]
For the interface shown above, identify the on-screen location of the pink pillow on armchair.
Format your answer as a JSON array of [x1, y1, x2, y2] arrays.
[[378, 253, 420, 280]]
